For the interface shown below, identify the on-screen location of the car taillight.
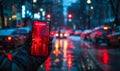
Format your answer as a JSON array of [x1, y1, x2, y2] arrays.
[[103, 26, 108, 30], [97, 31, 102, 36], [6, 53, 13, 61], [51, 32, 54, 35], [7, 36, 12, 41]]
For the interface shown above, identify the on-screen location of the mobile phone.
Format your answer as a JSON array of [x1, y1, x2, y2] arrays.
[[31, 20, 49, 56]]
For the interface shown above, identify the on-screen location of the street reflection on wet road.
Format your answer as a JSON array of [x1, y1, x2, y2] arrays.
[[38, 36, 120, 71], [80, 39, 120, 71], [38, 38, 82, 71]]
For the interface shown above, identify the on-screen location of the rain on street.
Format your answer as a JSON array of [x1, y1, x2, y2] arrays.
[[38, 36, 120, 71]]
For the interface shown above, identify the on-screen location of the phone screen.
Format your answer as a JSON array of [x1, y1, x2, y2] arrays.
[[31, 20, 49, 56]]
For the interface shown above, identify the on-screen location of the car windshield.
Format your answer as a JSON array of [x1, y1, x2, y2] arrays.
[[12, 29, 28, 35], [0, 0, 120, 71]]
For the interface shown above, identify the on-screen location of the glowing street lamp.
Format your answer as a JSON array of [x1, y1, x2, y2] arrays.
[[40, 8, 44, 12], [33, 0, 37, 3], [87, 0, 91, 4], [46, 14, 51, 21], [46, 14, 51, 19], [90, 6, 93, 10]]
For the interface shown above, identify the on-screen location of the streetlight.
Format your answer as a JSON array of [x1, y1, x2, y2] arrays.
[[46, 14, 51, 19], [33, 0, 37, 3], [87, 0, 91, 4], [40, 8, 44, 12], [90, 6, 93, 10], [86, 0, 92, 29], [46, 14, 51, 21]]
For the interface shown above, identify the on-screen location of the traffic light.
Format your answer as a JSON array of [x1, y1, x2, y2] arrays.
[[67, 14, 72, 22], [68, 14, 72, 19]]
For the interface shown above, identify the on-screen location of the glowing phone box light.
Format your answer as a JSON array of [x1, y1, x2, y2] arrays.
[[31, 20, 49, 56]]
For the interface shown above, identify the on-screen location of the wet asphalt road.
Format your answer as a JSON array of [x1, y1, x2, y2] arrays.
[[80, 37, 120, 71], [38, 36, 105, 71], [1, 36, 120, 71]]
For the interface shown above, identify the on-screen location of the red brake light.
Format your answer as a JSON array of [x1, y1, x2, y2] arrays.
[[97, 31, 102, 36], [51, 32, 54, 35], [7, 53, 13, 61], [103, 51, 109, 64], [103, 26, 108, 30], [7, 36, 12, 41]]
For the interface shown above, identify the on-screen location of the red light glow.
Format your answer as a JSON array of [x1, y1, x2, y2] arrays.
[[67, 55, 72, 67], [68, 14, 72, 18], [97, 31, 102, 36], [103, 51, 109, 64], [31, 21, 49, 56], [7, 53, 12, 61], [45, 57, 51, 71]]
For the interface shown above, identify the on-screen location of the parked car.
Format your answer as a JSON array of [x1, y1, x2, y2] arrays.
[[0, 27, 31, 49], [74, 30, 82, 36], [81, 30, 92, 40], [12, 27, 31, 40], [89, 25, 113, 44], [107, 26, 120, 47]]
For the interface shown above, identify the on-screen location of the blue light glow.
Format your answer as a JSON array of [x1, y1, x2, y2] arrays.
[[34, 13, 40, 19]]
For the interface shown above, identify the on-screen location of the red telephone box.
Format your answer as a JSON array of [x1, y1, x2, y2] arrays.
[[31, 20, 49, 56]]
